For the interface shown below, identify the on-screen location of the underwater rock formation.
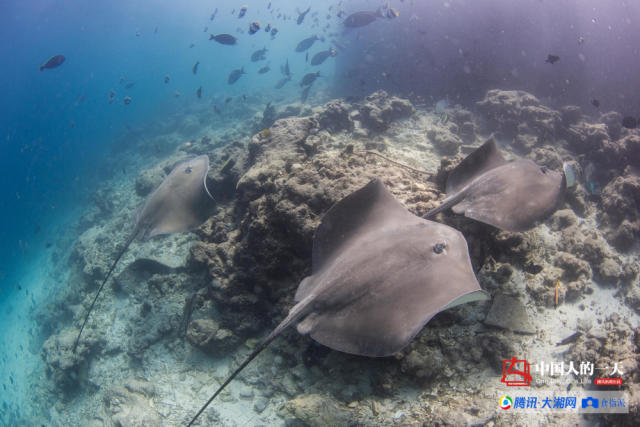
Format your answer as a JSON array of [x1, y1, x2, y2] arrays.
[[357, 90, 415, 132], [103, 379, 161, 427], [599, 173, 640, 250], [36, 88, 640, 426], [476, 89, 561, 141], [41, 327, 102, 391]]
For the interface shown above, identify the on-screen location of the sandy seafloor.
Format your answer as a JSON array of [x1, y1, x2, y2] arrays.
[[1, 88, 639, 427]]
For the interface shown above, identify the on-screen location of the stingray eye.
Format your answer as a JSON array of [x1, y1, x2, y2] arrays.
[[433, 242, 446, 254], [185, 166, 192, 174], [540, 166, 548, 174]]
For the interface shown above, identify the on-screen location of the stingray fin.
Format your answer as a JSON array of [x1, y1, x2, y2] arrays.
[[312, 178, 420, 272], [446, 136, 506, 194]]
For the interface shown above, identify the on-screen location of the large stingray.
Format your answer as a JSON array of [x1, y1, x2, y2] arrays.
[[424, 137, 569, 232], [187, 178, 487, 425], [72, 155, 215, 352]]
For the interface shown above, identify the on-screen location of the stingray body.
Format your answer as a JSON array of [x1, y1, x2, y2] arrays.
[[424, 138, 567, 232], [72, 155, 214, 352], [187, 178, 487, 425]]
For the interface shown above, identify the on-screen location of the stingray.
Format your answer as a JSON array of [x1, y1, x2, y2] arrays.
[[424, 137, 570, 232], [72, 155, 215, 352], [187, 178, 487, 425]]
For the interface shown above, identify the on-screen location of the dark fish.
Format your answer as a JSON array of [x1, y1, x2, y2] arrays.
[[196, 87, 202, 98], [9, 376, 13, 385], [189, 43, 195, 48], [154, 26, 158, 33], [242, 94, 246, 100], [249, 22, 261, 34], [591, 99, 600, 108], [225, 97, 232, 103], [300, 71, 320, 87], [193, 61, 199, 75], [274, 77, 291, 89], [210, 9, 218, 21], [119, 76, 125, 84], [45, 242, 52, 249], [297, 7, 311, 25], [281, 59, 291, 77], [310, 48, 337, 66], [15, 285, 21, 291], [108, 90, 115, 103], [203, 26, 208, 32], [386, 8, 399, 19], [228, 67, 245, 84], [270, 27, 278, 39], [164, 75, 170, 84], [213, 105, 221, 115], [265, 24, 271, 33], [622, 116, 637, 129], [251, 47, 268, 62], [210, 34, 237, 45], [258, 65, 270, 74], [556, 331, 582, 346], [344, 10, 383, 28], [123, 96, 132, 105], [305, 52, 308, 62], [545, 54, 560, 64], [39, 54, 65, 71], [295, 35, 319, 52], [301, 85, 311, 102], [238, 5, 248, 18], [125, 82, 135, 89]]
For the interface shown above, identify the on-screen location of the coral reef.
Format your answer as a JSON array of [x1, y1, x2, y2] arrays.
[[33, 88, 640, 426]]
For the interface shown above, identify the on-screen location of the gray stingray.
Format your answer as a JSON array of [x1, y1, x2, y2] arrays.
[[73, 155, 215, 352], [187, 178, 487, 425], [424, 137, 569, 232]]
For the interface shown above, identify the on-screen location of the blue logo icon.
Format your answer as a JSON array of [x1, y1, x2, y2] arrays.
[[582, 397, 599, 409]]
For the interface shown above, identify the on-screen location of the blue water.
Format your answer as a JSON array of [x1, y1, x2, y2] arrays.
[[0, 0, 345, 294]]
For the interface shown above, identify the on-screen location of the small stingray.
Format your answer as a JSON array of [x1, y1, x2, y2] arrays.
[[187, 178, 487, 425], [73, 155, 214, 352], [424, 137, 568, 232]]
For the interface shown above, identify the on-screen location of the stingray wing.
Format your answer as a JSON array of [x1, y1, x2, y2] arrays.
[[309, 178, 423, 276], [138, 155, 214, 238], [446, 137, 506, 194], [453, 160, 566, 232]]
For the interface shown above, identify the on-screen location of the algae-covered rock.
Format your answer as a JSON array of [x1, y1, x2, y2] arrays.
[[186, 318, 239, 354], [359, 90, 414, 132], [103, 379, 161, 427], [281, 394, 354, 427], [41, 327, 102, 391]]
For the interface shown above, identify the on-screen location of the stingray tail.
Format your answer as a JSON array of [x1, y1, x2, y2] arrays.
[[187, 294, 314, 426], [72, 229, 138, 353], [423, 190, 467, 220]]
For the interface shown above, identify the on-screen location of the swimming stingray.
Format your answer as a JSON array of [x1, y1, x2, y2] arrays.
[[424, 137, 571, 232], [187, 178, 487, 425], [72, 155, 215, 352]]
